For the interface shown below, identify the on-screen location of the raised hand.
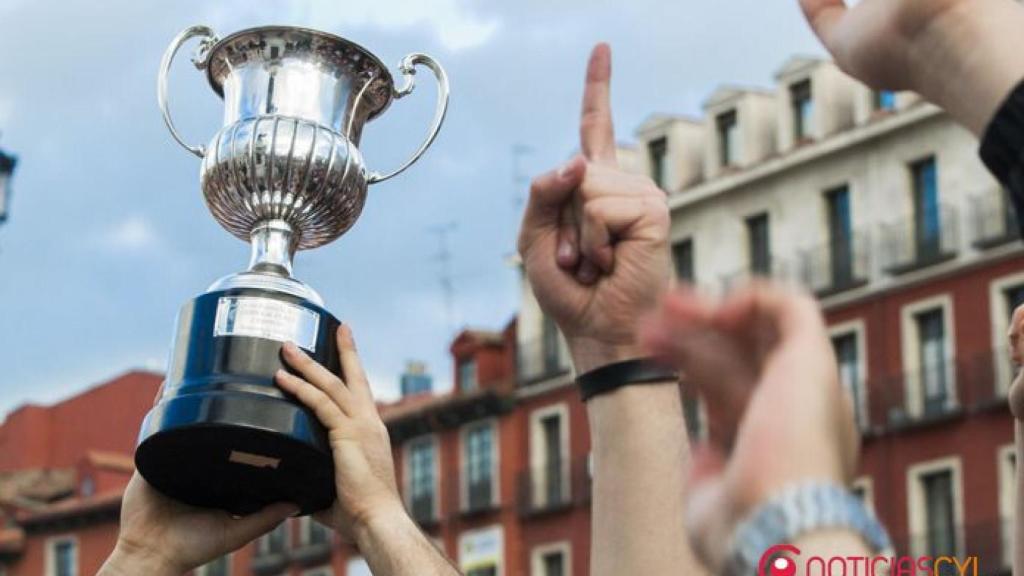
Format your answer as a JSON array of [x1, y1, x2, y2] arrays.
[[639, 284, 859, 571], [99, 474, 295, 576], [274, 326, 403, 543], [518, 43, 671, 373]]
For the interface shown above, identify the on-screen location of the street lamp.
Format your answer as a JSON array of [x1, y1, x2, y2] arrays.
[[0, 146, 17, 224]]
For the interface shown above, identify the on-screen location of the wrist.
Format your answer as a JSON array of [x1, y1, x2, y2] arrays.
[[568, 337, 645, 374], [100, 541, 181, 576], [352, 499, 415, 552]]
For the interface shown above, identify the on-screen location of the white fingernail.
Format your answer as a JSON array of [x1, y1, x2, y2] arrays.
[[558, 240, 573, 260]]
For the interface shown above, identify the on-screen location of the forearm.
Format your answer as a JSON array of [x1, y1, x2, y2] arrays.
[[911, 0, 1024, 136], [587, 382, 705, 576], [354, 506, 460, 576], [97, 544, 180, 576]]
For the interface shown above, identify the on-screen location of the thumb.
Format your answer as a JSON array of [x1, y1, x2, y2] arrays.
[[220, 503, 298, 551]]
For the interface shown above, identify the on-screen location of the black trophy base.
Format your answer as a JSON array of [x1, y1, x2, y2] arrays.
[[136, 287, 340, 516]]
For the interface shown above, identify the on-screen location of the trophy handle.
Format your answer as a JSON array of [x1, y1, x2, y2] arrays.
[[157, 25, 219, 158], [367, 54, 450, 184]]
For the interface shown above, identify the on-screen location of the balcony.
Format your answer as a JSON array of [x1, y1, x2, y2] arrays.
[[867, 350, 1010, 434], [970, 188, 1021, 249], [409, 494, 438, 528], [720, 257, 792, 293], [889, 519, 1010, 575], [797, 233, 870, 297], [879, 205, 959, 274], [517, 335, 572, 386], [516, 458, 591, 518]]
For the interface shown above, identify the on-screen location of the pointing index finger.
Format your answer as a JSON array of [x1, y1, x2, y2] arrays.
[[580, 43, 617, 166]]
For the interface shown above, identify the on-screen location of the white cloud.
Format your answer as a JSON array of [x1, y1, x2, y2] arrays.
[[102, 215, 160, 252], [200, 0, 500, 53]]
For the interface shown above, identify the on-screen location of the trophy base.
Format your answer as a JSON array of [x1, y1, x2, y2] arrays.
[[136, 287, 340, 516]]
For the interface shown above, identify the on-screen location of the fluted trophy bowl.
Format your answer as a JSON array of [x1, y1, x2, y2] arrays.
[[136, 25, 449, 516]]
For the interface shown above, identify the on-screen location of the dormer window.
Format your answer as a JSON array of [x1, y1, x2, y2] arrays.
[[716, 110, 739, 168], [648, 137, 668, 189], [790, 79, 813, 142], [458, 358, 477, 392]]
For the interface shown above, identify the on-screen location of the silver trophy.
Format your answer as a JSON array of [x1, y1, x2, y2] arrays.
[[136, 25, 449, 515]]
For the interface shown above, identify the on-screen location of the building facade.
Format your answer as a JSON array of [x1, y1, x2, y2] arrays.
[[1, 54, 1021, 576]]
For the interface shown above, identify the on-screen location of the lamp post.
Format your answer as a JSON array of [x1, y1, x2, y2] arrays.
[[0, 145, 16, 225]]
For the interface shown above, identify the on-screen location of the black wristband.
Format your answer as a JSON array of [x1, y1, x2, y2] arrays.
[[576, 358, 679, 402]]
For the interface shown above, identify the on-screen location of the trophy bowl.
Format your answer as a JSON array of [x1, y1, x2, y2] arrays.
[[135, 25, 448, 515]]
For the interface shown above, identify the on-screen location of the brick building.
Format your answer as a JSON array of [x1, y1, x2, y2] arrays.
[[1, 53, 1022, 576]]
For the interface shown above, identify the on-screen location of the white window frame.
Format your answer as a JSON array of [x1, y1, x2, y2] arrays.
[[403, 433, 440, 521], [459, 357, 478, 391], [900, 295, 957, 418], [530, 541, 572, 576], [195, 554, 233, 576], [989, 272, 1024, 396], [460, 418, 501, 511], [458, 525, 504, 576], [529, 403, 570, 507], [906, 456, 965, 558], [851, 475, 875, 516], [44, 535, 78, 576], [998, 444, 1016, 568], [829, 319, 869, 430]]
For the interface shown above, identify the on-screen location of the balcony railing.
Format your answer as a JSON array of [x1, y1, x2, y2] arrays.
[[880, 205, 960, 274], [516, 458, 591, 517], [720, 257, 793, 293], [517, 335, 572, 386], [971, 188, 1020, 249], [798, 233, 871, 296], [409, 493, 437, 526], [866, 349, 1011, 433], [889, 519, 1011, 575]]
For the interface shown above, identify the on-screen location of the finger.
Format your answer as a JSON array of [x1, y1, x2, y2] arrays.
[[579, 43, 617, 165], [275, 369, 349, 428], [576, 258, 600, 285], [337, 325, 373, 404], [798, 0, 848, 45], [579, 199, 615, 273], [556, 204, 580, 270], [281, 342, 354, 409], [1010, 304, 1024, 364], [578, 194, 665, 272], [219, 502, 298, 553], [517, 157, 586, 255]]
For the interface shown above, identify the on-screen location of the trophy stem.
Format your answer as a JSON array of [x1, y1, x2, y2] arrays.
[[248, 220, 297, 277]]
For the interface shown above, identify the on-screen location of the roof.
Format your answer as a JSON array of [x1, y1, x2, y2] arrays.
[[0, 469, 75, 505], [635, 113, 701, 135], [774, 54, 828, 80], [15, 487, 123, 526], [702, 84, 775, 110]]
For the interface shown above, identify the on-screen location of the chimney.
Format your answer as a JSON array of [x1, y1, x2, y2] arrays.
[[399, 360, 433, 397]]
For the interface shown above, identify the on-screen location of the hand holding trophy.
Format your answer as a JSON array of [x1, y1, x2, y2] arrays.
[[135, 25, 449, 516]]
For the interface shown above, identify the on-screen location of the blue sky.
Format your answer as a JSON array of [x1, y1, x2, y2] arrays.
[[0, 0, 823, 416]]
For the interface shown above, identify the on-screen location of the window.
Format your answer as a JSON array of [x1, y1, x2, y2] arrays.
[[825, 185, 854, 286], [408, 436, 437, 522], [672, 238, 694, 283], [531, 543, 570, 576], [922, 470, 957, 559], [531, 405, 568, 509], [911, 157, 941, 259], [874, 90, 897, 111], [47, 538, 77, 576], [832, 332, 865, 429], [258, 522, 289, 555], [790, 80, 813, 141], [717, 110, 739, 167], [648, 137, 668, 189], [746, 213, 771, 275], [299, 516, 330, 547], [908, 458, 963, 565], [541, 414, 564, 505], [464, 422, 495, 510], [541, 314, 561, 376], [916, 309, 949, 416], [346, 557, 372, 576], [541, 551, 565, 576], [196, 556, 230, 576], [459, 358, 478, 392]]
